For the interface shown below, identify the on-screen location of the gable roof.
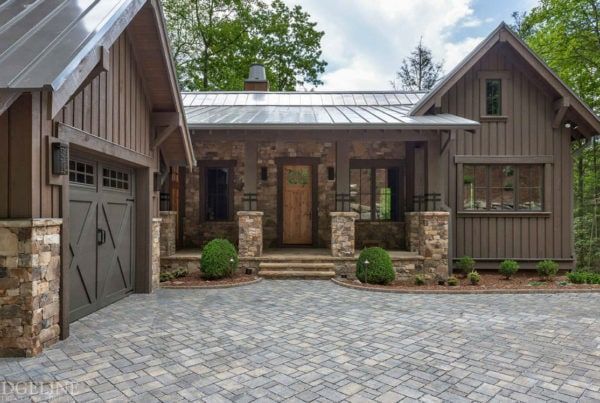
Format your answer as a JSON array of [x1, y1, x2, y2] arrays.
[[410, 22, 600, 137], [0, 0, 194, 167], [182, 91, 480, 130]]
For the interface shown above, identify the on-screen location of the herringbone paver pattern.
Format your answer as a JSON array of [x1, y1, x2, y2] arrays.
[[2, 281, 600, 402]]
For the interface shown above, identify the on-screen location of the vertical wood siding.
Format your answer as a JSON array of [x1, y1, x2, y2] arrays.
[[442, 44, 573, 261]]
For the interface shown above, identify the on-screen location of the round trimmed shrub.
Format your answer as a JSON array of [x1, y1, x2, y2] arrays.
[[447, 276, 459, 286], [356, 247, 395, 285], [467, 270, 481, 285], [200, 239, 238, 280], [499, 259, 519, 279], [537, 259, 558, 280]]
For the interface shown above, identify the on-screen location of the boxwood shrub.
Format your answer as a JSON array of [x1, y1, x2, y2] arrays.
[[356, 247, 395, 285], [536, 259, 559, 280], [499, 259, 519, 279], [200, 239, 238, 279]]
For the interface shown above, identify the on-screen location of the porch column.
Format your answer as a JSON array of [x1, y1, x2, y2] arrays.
[[406, 211, 449, 279], [335, 141, 350, 210], [330, 212, 358, 257], [237, 211, 263, 257], [243, 140, 258, 210]]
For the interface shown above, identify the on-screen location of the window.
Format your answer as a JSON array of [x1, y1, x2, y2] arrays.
[[69, 160, 94, 185], [485, 79, 502, 115], [463, 165, 543, 211], [350, 162, 400, 220], [205, 167, 231, 221], [102, 168, 129, 190]]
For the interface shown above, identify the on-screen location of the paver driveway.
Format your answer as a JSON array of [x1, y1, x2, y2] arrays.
[[2, 281, 600, 402]]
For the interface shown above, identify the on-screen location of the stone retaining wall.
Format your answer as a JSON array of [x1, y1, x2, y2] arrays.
[[406, 212, 450, 279], [0, 219, 62, 357], [159, 211, 177, 257], [152, 218, 161, 292]]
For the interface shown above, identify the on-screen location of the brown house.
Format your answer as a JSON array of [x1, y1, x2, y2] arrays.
[[174, 23, 600, 276], [0, 0, 194, 356]]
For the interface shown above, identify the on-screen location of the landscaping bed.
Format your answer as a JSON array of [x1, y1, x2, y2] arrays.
[[161, 272, 260, 289], [334, 272, 600, 293]]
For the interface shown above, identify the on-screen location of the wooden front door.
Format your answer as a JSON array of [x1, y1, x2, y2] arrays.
[[282, 165, 313, 245]]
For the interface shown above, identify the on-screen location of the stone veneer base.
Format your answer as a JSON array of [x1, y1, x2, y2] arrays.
[[0, 218, 62, 357]]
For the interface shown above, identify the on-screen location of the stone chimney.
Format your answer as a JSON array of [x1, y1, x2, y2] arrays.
[[244, 64, 269, 91]]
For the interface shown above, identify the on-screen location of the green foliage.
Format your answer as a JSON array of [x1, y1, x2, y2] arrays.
[[467, 270, 481, 285], [536, 259, 559, 279], [528, 281, 545, 287], [355, 247, 395, 285], [567, 270, 600, 284], [447, 276, 459, 286], [499, 259, 519, 279], [414, 274, 426, 286], [163, 0, 327, 91], [200, 239, 238, 279], [456, 256, 475, 275], [160, 267, 188, 282], [391, 38, 443, 91]]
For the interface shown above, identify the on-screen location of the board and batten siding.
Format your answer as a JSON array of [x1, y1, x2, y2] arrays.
[[441, 44, 573, 263], [0, 30, 158, 219]]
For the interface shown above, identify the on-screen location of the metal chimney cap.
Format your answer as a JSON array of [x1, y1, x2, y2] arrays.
[[246, 64, 267, 82]]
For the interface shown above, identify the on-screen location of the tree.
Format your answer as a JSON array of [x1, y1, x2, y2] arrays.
[[162, 0, 327, 91], [513, 0, 600, 269], [391, 38, 443, 91]]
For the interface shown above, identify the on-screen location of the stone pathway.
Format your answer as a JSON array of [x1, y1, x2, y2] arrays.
[[2, 281, 600, 402]]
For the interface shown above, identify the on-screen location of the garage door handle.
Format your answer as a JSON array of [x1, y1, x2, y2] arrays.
[[97, 229, 106, 245]]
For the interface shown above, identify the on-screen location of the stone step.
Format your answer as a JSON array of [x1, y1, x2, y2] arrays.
[[259, 262, 336, 271], [259, 270, 336, 279]]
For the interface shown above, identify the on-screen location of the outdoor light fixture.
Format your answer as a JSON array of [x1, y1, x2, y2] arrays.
[[363, 259, 370, 285], [51, 141, 69, 176]]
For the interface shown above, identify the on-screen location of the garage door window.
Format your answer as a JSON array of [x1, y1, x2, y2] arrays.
[[103, 168, 130, 190], [69, 160, 94, 185]]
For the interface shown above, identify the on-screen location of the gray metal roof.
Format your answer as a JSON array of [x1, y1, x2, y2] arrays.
[[0, 0, 145, 91], [183, 91, 479, 129]]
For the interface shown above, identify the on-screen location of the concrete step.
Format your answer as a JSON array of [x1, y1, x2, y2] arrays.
[[259, 262, 336, 271], [259, 270, 336, 279]]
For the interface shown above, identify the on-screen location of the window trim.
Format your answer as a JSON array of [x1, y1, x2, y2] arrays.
[[478, 71, 511, 120], [349, 159, 405, 222], [198, 160, 236, 223], [457, 160, 550, 215]]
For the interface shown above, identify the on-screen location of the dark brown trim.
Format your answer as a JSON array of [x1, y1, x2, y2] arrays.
[[349, 159, 404, 168], [197, 160, 237, 223], [59, 176, 69, 339], [455, 155, 553, 164], [177, 166, 185, 248], [276, 157, 319, 247]]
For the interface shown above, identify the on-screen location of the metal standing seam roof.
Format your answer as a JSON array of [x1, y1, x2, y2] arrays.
[[0, 0, 145, 91], [182, 91, 480, 129]]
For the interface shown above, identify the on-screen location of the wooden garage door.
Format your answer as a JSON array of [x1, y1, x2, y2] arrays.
[[69, 156, 135, 322]]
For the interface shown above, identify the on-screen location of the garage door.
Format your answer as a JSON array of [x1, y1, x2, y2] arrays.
[[68, 155, 135, 322]]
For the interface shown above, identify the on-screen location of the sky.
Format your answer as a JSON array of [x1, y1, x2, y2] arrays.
[[281, 0, 539, 90]]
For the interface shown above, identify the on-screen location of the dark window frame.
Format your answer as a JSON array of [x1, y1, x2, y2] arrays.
[[485, 79, 502, 116], [198, 160, 236, 222], [349, 159, 404, 222], [462, 164, 544, 212]]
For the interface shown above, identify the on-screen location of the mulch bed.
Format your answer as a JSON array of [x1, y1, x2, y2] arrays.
[[333, 272, 600, 294], [161, 273, 261, 289]]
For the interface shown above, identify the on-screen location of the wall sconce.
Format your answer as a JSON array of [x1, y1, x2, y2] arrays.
[[327, 166, 335, 181], [51, 142, 69, 176], [260, 166, 268, 181]]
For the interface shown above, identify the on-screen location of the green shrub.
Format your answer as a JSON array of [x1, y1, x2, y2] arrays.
[[414, 274, 426, 286], [467, 270, 481, 285], [200, 239, 238, 280], [159, 267, 188, 282], [536, 259, 559, 279], [356, 247, 395, 285], [457, 256, 475, 275], [567, 271, 600, 284], [447, 276, 459, 286], [499, 259, 519, 279]]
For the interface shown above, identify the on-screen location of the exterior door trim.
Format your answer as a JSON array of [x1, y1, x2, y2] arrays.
[[276, 157, 319, 247]]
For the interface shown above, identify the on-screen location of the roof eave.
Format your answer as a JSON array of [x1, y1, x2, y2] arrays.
[[187, 122, 480, 131]]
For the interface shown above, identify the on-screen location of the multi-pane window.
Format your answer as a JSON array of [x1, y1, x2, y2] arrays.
[[485, 79, 502, 115], [350, 165, 399, 221], [69, 160, 94, 185], [205, 167, 230, 221], [463, 165, 543, 211], [102, 168, 129, 190]]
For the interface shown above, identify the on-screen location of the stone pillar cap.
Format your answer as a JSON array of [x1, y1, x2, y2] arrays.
[[237, 211, 264, 216], [330, 212, 359, 218]]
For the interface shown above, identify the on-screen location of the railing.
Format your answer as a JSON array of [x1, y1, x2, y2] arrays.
[[412, 193, 442, 212], [335, 193, 351, 212]]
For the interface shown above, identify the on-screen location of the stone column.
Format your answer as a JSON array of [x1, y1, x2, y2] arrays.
[[0, 219, 62, 357], [152, 218, 161, 291], [159, 211, 177, 257], [406, 212, 449, 278], [237, 211, 263, 258], [330, 212, 359, 257]]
